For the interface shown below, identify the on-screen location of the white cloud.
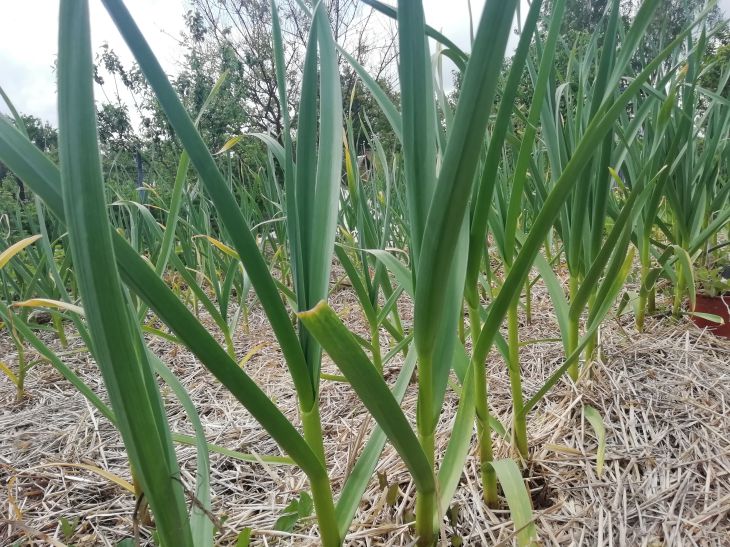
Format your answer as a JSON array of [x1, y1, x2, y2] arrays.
[[0, 0, 186, 124]]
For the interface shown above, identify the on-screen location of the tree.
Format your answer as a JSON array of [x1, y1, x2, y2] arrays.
[[91, 12, 256, 198], [541, 0, 611, 33], [539, 0, 725, 61], [191, 0, 398, 140], [625, 0, 725, 71], [700, 22, 730, 97], [22, 114, 58, 153]]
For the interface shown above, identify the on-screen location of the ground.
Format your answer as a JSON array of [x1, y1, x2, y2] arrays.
[[1, 283, 729, 546]]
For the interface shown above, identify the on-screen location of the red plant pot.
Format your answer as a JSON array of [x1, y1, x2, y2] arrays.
[[691, 294, 730, 338]]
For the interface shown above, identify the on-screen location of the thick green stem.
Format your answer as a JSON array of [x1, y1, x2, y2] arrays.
[[309, 472, 340, 547], [52, 312, 68, 348], [648, 285, 656, 314], [468, 304, 498, 507], [567, 276, 580, 382], [301, 403, 340, 547], [636, 293, 647, 332], [636, 294, 647, 333], [414, 348, 436, 546], [223, 328, 235, 360], [636, 237, 650, 332], [544, 234, 553, 263], [415, 430, 435, 546], [507, 301, 528, 459], [672, 261, 685, 318], [8, 314, 27, 402], [16, 337, 27, 403], [583, 292, 597, 370]]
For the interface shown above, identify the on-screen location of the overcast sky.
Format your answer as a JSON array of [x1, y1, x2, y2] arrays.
[[1, 0, 729, 126]]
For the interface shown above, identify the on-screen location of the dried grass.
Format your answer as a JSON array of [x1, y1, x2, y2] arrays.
[[1, 281, 729, 546]]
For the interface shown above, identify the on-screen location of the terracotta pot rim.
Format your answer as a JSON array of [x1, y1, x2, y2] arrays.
[[695, 292, 730, 300]]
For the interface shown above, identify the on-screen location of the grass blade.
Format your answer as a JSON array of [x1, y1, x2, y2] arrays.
[[298, 301, 435, 495], [101, 0, 313, 408], [584, 406, 606, 477], [489, 459, 537, 546], [0, 235, 42, 270], [57, 2, 192, 543]]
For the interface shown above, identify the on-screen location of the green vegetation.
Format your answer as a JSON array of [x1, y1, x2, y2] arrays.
[[0, 0, 728, 545]]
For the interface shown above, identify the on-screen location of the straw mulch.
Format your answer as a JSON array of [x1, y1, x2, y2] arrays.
[[1, 283, 729, 546]]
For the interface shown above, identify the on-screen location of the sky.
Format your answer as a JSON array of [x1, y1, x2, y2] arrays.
[[1, 0, 729, 126]]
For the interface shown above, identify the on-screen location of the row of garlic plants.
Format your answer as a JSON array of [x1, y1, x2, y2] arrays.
[[0, 0, 728, 545]]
